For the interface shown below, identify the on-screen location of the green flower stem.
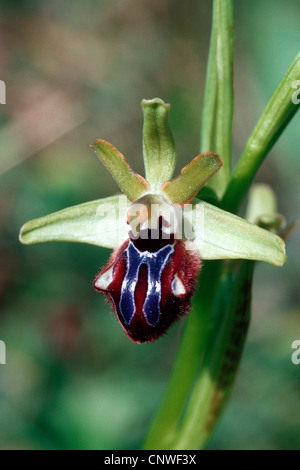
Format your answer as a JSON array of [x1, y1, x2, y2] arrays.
[[221, 52, 300, 214], [143, 261, 223, 450], [172, 261, 254, 450], [202, 0, 234, 199]]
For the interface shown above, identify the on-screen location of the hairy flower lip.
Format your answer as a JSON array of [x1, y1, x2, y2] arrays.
[[93, 231, 201, 343]]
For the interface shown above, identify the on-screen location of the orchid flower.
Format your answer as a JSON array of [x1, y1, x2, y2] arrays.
[[19, 98, 286, 343]]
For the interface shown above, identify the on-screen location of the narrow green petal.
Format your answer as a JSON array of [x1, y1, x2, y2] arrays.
[[188, 200, 286, 266], [142, 98, 176, 192], [92, 140, 149, 201], [19, 195, 130, 249], [161, 153, 222, 204]]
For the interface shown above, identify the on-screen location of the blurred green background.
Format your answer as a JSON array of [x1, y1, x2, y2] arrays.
[[0, 0, 299, 450]]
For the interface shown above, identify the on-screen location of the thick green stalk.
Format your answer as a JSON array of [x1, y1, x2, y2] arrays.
[[172, 261, 255, 450], [221, 52, 300, 214], [202, 0, 234, 199], [143, 261, 223, 450]]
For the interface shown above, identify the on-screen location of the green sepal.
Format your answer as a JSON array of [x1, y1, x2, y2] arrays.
[[19, 194, 130, 249], [189, 199, 286, 266], [142, 98, 176, 192]]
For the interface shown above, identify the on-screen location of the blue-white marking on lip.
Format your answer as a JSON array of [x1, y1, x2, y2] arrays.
[[119, 241, 175, 326]]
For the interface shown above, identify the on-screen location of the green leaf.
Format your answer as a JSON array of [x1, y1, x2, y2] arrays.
[[188, 199, 286, 266], [142, 98, 176, 192], [19, 195, 130, 249], [222, 51, 300, 214], [91, 140, 149, 202], [161, 153, 222, 204], [202, 0, 234, 198]]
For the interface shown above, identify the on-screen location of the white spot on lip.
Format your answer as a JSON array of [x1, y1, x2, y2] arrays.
[[171, 274, 186, 296], [95, 266, 114, 290]]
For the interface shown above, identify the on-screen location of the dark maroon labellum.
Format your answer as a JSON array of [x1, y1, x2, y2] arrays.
[[94, 219, 200, 343]]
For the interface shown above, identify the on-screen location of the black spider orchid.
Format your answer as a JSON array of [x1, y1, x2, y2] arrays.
[[19, 98, 286, 342]]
